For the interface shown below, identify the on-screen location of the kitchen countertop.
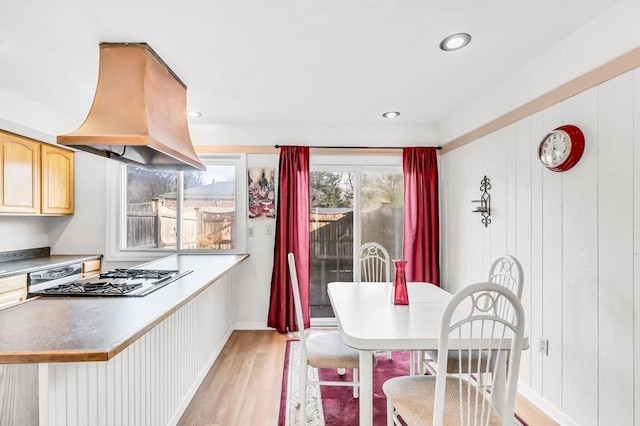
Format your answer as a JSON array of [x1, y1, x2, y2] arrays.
[[0, 253, 248, 364], [0, 254, 103, 278]]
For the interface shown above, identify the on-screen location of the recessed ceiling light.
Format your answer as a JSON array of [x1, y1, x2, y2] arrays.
[[439, 33, 472, 51], [187, 110, 202, 118], [382, 111, 400, 118]]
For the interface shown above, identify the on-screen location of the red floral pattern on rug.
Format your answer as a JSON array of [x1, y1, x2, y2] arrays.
[[316, 351, 411, 425], [278, 339, 410, 425]]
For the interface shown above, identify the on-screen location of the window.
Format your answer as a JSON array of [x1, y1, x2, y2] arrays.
[[108, 155, 246, 260], [309, 156, 403, 319]]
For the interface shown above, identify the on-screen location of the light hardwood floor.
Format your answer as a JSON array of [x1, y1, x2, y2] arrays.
[[178, 330, 557, 426]]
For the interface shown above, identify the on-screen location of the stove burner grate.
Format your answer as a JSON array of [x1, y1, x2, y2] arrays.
[[43, 281, 144, 294], [31, 268, 191, 297], [99, 269, 177, 280]]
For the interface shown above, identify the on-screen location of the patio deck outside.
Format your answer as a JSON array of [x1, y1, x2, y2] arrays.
[[310, 205, 402, 317]]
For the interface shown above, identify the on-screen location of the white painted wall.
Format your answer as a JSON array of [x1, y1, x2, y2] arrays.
[[0, 216, 49, 252], [439, 68, 640, 425], [234, 153, 279, 329], [438, 0, 640, 142], [47, 151, 108, 256], [189, 122, 440, 147], [0, 88, 111, 257]]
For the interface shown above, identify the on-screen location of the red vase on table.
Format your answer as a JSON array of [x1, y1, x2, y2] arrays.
[[392, 259, 409, 305]]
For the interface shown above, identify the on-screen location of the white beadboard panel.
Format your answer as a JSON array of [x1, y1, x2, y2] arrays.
[[38, 274, 234, 426], [457, 143, 477, 293], [489, 126, 508, 265], [506, 123, 517, 257], [441, 146, 474, 294], [540, 103, 563, 408], [634, 66, 640, 426], [0, 364, 39, 426], [560, 86, 599, 424], [440, 67, 639, 424], [76, 362, 88, 425], [470, 137, 489, 287], [597, 71, 635, 425], [529, 110, 544, 395], [514, 116, 533, 386]]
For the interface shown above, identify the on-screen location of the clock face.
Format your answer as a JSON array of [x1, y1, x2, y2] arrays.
[[537, 124, 585, 172], [539, 130, 571, 168]]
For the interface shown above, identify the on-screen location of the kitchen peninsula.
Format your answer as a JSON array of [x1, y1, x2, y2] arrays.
[[0, 254, 248, 425]]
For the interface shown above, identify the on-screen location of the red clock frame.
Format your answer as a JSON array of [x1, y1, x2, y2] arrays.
[[540, 124, 585, 172]]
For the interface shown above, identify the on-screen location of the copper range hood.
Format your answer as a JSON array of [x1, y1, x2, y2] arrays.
[[58, 42, 206, 171]]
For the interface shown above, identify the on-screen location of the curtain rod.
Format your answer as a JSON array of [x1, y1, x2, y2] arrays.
[[274, 145, 442, 150]]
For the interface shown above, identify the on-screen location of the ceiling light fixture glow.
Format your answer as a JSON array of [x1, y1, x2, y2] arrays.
[[439, 33, 472, 51], [382, 111, 400, 118], [187, 110, 202, 118]]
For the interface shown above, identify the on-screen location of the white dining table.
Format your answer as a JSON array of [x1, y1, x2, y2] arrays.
[[328, 281, 527, 426]]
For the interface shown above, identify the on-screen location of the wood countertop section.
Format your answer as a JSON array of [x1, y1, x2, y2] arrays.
[[0, 254, 248, 364]]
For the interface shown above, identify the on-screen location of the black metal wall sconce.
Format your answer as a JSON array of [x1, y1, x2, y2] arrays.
[[472, 176, 491, 227]]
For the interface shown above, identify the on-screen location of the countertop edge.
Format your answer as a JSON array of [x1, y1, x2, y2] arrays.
[[0, 253, 249, 364]]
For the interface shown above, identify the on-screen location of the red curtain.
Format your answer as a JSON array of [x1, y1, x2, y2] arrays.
[[402, 147, 440, 285], [267, 146, 310, 333]]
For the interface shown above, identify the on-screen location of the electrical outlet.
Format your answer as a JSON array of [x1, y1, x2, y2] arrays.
[[248, 227, 254, 237], [265, 225, 273, 236], [538, 337, 549, 356]]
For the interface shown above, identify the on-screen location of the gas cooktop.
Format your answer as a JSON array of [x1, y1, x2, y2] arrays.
[[29, 268, 193, 297]]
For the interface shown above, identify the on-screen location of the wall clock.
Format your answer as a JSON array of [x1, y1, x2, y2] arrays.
[[538, 124, 585, 172]]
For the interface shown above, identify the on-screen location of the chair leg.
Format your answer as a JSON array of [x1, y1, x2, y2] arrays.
[[386, 398, 395, 426], [386, 350, 392, 359], [417, 350, 426, 374], [353, 368, 359, 398]]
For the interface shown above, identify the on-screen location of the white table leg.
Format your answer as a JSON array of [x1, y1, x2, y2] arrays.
[[359, 350, 374, 425]]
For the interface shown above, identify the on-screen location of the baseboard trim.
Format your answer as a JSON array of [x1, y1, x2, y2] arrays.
[[233, 321, 339, 330], [234, 321, 273, 330], [518, 383, 578, 426]]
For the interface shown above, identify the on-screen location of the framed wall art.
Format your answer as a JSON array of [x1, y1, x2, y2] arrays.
[[248, 167, 275, 219]]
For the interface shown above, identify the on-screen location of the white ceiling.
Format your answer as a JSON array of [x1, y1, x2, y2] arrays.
[[0, 1, 620, 137]]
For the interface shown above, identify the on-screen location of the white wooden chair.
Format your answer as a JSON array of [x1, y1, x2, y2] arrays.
[[355, 242, 391, 283], [487, 254, 524, 301], [287, 253, 361, 425], [355, 242, 394, 360], [383, 282, 525, 426], [422, 254, 524, 376]]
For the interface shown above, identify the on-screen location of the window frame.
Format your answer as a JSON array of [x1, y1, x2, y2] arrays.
[[311, 154, 403, 257], [309, 154, 402, 326], [106, 154, 247, 262]]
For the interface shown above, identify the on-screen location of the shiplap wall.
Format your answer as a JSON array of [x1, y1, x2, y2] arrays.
[[38, 273, 234, 426], [440, 67, 639, 425]]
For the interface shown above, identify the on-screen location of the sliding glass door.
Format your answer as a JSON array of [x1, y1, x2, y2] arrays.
[[309, 158, 403, 319]]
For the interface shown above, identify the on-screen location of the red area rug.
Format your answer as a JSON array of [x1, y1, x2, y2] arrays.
[[278, 339, 410, 425], [317, 350, 411, 425], [278, 339, 529, 426]]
